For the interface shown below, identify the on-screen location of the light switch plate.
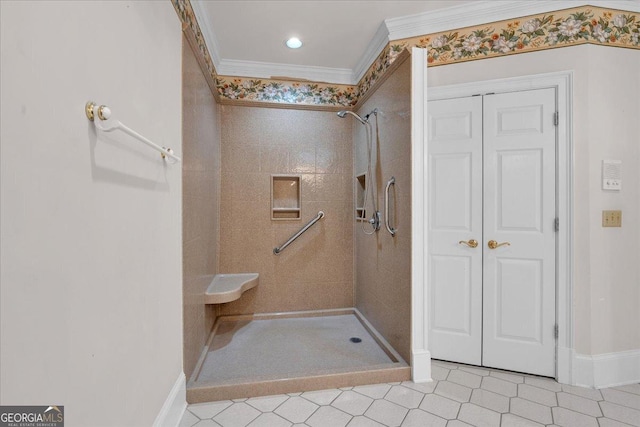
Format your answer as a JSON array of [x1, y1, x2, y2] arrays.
[[602, 160, 622, 190], [602, 210, 622, 227]]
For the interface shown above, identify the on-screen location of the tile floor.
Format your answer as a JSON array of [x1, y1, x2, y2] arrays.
[[179, 360, 640, 427]]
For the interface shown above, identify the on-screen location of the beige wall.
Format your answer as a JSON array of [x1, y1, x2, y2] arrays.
[[428, 45, 640, 357], [355, 58, 413, 363], [0, 2, 183, 426], [182, 37, 221, 380], [218, 106, 354, 315], [585, 46, 639, 355]]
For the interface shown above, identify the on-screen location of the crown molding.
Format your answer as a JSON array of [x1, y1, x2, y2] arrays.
[[385, 1, 640, 41], [217, 59, 354, 85], [353, 22, 391, 84], [190, 0, 222, 67], [588, 0, 640, 12]]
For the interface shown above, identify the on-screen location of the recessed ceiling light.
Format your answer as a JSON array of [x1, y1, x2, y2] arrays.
[[285, 37, 303, 49]]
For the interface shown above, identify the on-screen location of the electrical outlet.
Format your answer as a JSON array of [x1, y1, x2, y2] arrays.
[[602, 210, 622, 227]]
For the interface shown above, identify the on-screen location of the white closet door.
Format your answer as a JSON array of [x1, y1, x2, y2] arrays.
[[482, 88, 557, 377], [427, 96, 483, 365]]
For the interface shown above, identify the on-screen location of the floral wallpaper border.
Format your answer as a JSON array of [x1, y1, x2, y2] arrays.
[[215, 77, 357, 107], [172, 0, 217, 78], [358, 6, 639, 101], [172, 2, 638, 109], [395, 6, 639, 67]]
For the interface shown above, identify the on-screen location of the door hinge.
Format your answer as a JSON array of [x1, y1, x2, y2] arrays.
[[554, 217, 559, 232], [554, 111, 559, 126], [554, 324, 559, 339]]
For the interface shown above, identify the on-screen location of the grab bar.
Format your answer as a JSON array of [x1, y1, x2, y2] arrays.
[[273, 211, 324, 255], [385, 177, 397, 236]]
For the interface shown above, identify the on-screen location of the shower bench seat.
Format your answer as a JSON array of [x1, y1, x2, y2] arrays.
[[204, 273, 259, 304]]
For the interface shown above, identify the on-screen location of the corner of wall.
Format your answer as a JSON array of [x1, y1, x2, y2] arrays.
[[572, 349, 640, 388]]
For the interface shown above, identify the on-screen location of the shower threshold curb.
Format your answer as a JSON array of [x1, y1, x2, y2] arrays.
[[187, 364, 410, 403]]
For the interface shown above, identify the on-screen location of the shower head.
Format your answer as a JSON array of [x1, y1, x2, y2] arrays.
[[337, 110, 367, 125]]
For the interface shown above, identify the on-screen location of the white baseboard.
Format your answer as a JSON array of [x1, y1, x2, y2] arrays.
[[573, 349, 640, 389], [411, 350, 432, 383], [153, 372, 187, 427]]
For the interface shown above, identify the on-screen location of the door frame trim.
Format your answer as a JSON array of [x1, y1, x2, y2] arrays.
[[411, 48, 432, 382], [414, 71, 573, 383]]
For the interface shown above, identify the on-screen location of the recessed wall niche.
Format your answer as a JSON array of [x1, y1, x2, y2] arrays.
[[271, 175, 301, 220], [356, 173, 366, 220]]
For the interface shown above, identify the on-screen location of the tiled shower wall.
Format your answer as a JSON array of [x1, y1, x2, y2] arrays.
[[355, 57, 412, 363], [182, 36, 221, 379], [218, 106, 354, 315]]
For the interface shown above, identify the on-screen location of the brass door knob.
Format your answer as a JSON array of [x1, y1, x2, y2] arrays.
[[459, 239, 478, 248], [488, 240, 511, 249]]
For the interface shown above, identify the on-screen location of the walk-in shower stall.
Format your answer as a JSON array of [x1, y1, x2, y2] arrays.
[[182, 36, 413, 402]]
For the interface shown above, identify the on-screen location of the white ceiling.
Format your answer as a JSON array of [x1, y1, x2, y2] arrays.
[[191, 0, 475, 83]]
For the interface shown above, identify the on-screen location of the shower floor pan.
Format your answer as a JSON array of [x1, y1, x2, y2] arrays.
[[187, 308, 410, 403]]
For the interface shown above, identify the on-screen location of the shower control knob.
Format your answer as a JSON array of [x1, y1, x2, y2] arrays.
[[368, 211, 382, 231]]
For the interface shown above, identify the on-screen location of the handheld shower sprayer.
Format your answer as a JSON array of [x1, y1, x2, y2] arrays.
[[336, 108, 381, 234]]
